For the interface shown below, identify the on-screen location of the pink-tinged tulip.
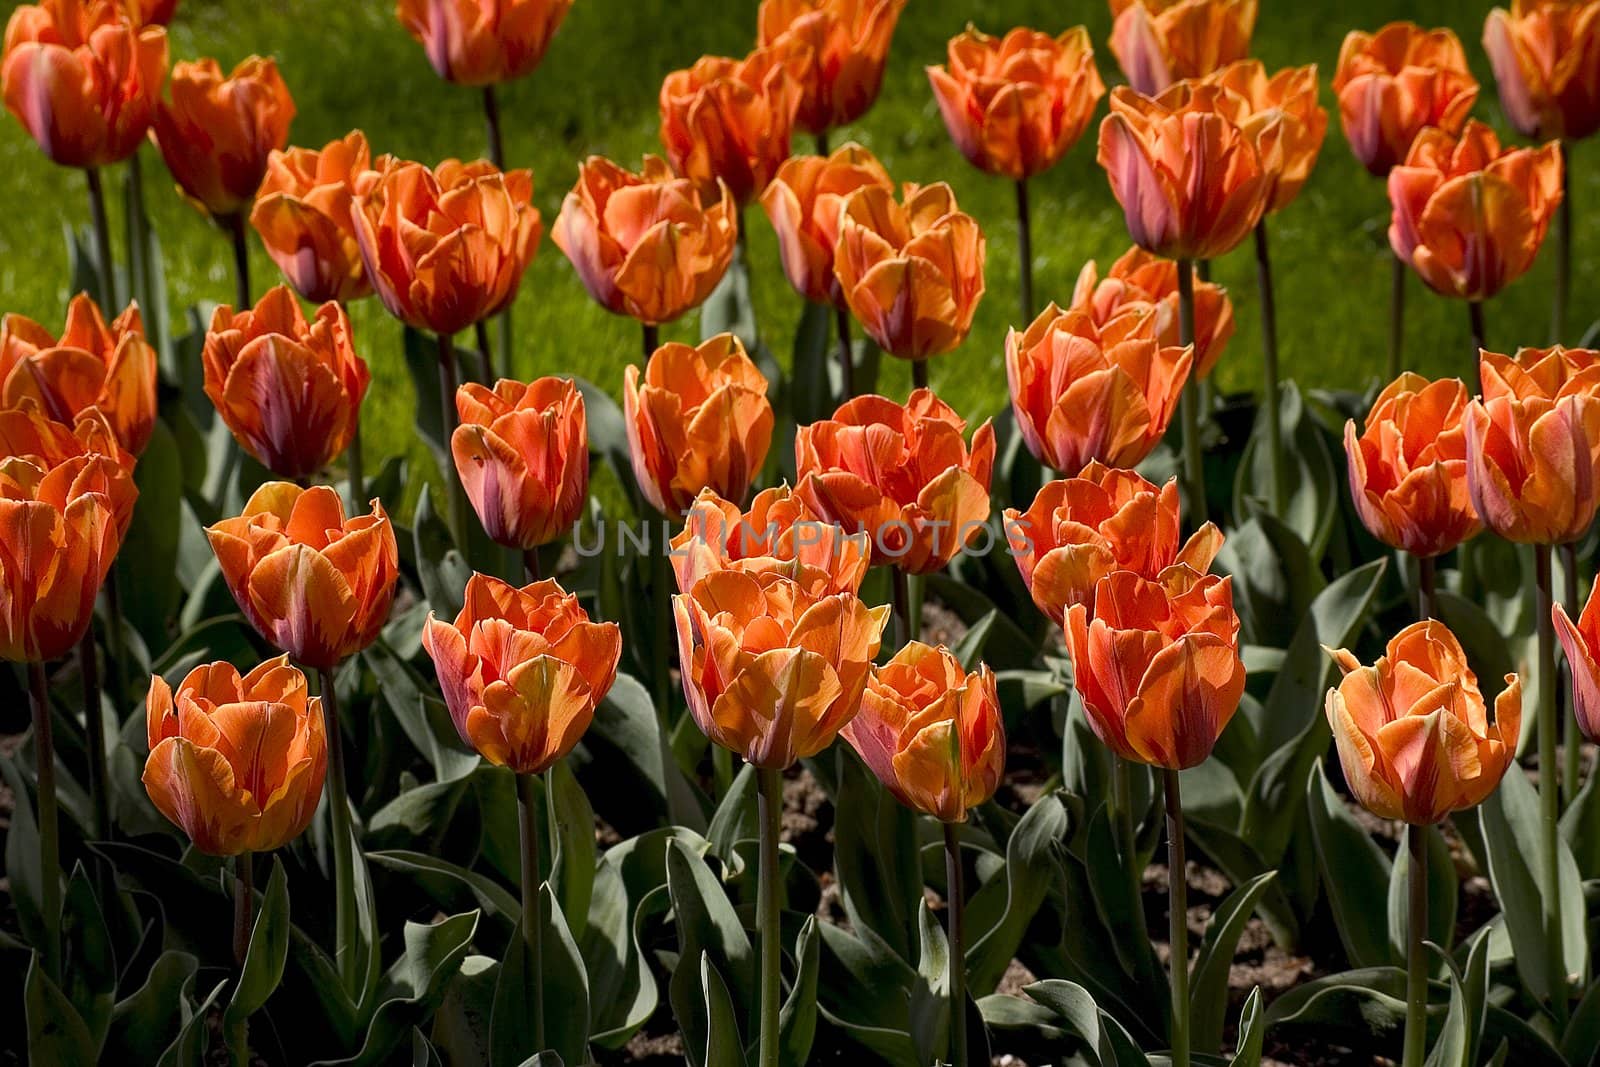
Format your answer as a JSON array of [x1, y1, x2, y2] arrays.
[[251, 131, 383, 304], [395, 0, 573, 87], [926, 25, 1105, 181], [1206, 60, 1328, 213], [1066, 565, 1246, 769], [1388, 121, 1563, 302], [760, 143, 894, 307], [757, 0, 905, 135], [1484, 0, 1600, 142], [452, 377, 587, 550], [658, 45, 802, 208], [1345, 373, 1482, 558], [1004, 462, 1222, 625], [1326, 621, 1520, 824], [1108, 0, 1257, 96], [672, 484, 871, 596], [1556, 573, 1600, 742], [152, 56, 294, 219], [1332, 23, 1479, 177], [1071, 247, 1233, 378]]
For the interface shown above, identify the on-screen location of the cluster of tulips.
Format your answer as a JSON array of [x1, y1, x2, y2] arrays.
[[5, 0, 1600, 1064]]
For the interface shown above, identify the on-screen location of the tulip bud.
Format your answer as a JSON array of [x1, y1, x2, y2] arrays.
[[143, 656, 327, 855], [1485, 1, 1600, 142], [842, 642, 1003, 822], [1556, 575, 1600, 743], [659, 45, 803, 207], [795, 389, 995, 574], [1005, 463, 1223, 625], [423, 574, 620, 775], [1332, 23, 1478, 177], [206, 483, 398, 671], [0, 292, 157, 454], [1108, 0, 1257, 96], [251, 131, 382, 304], [1326, 621, 1520, 824], [395, 0, 573, 86], [551, 155, 737, 326], [927, 25, 1105, 181], [153, 56, 295, 218], [202, 286, 370, 481], [760, 143, 893, 307], [624, 334, 773, 516], [671, 485, 871, 596], [1065, 565, 1246, 770], [1071, 247, 1234, 378], [452, 376, 587, 550]]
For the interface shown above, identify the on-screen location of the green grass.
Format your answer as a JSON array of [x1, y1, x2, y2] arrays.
[[0, 0, 1590, 505]]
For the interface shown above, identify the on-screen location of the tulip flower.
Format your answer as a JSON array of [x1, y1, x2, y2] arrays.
[[1556, 573, 1600, 742], [423, 573, 620, 774], [1388, 121, 1563, 304], [1071, 247, 1234, 378], [0, 292, 157, 454], [152, 56, 294, 220], [624, 333, 774, 516], [761, 143, 893, 308], [1485, 0, 1600, 143], [395, 0, 572, 87], [201, 286, 370, 481], [1345, 373, 1481, 559], [843, 641, 1003, 822], [206, 482, 398, 672], [2, 0, 167, 168], [1107, 0, 1257, 96], [795, 390, 995, 575], [1005, 462, 1222, 625], [1006, 303, 1192, 475], [552, 154, 737, 327], [659, 45, 802, 207], [1205, 60, 1326, 215], [143, 656, 327, 855], [832, 182, 986, 366], [127, 0, 178, 23], [756, 0, 905, 138], [671, 484, 870, 596], [1333, 24, 1479, 178], [451, 376, 588, 551], [250, 131, 382, 304]]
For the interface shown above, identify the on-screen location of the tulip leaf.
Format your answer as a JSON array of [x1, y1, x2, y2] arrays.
[[413, 485, 472, 617], [60, 863, 116, 1047], [25, 951, 97, 1065], [367, 850, 518, 947], [588, 672, 707, 832], [226, 856, 290, 1026], [88, 841, 231, 964], [103, 950, 198, 1063], [1563, 976, 1600, 1067], [1023, 979, 1148, 1067], [2, 756, 46, 956], [1304, 759, 1393, 969], [966, 792, 1070, 996], [364, 641, 481, 783], [1560, 751, 1600, 880], [1436, 590, 1516, 703], [411, 1027, 445, 1067], [1387, 824, 1457, 960], [791, 298, 837, 425], [401, 325, 450, 475], [156, 973, 229, 1067], [1426, 930, 1490, 1067], [1233, 380, 1339, 559], [1190, 871, 1277, 1054], [700, 244, 757, 351], [548, 760, 596, 943], [122, 417, 184, 652], [490, 887, 590, 1067], [1214, 512, 1325, 649], [908, 898, 954, 1067], [832, 748, 923, 966], [700, 953, 748, 1067], [706, 762, 760, 862], [1229, 987, 1265, 1067], [776, 916, 821, 1067], [580, 857, 658, 1049], [814, 922, 919, 1065], [667, 840, 754, 1065], [924, 572, 1040, 672]]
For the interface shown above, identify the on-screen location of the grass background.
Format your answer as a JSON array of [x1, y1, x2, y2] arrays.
[[0, 0, 1591, 501]]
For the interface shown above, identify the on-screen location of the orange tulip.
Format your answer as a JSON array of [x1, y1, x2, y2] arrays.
[[1326, 621, 1520, 824], [1, 0, 167, 169], [1004, 462, 1222, 625], [143, 656, 326, 855], [1388, 121, 1563, 302], [760, 143, 893, 307], [1097, 82, 1272, 261], [1205, 60, 1327, 213], [926, 25, 1105, 181], [0, 292, 157, 454], [1464, 346, 1600, 544], [674, 564, 889, 768], [201, 286, 370, 481], [671, 484, 871, 596], [551, 154, 736, 326], [1555, 574, 1600, 742], [1006, 302, 1192, 474], [832, 182, 986, 360], [842, 641, 1003, 822], [1345, 373, 1482, 558], [206, 483, 398, 671], [423, 574, 620, 774], [395, 0, 572, 86], [250, 131, 382, 304], [756, 0, 905, 135], [624, 333, 774, 516], [1108, 0, 1256, 96], [1332, 24, 1479, 177], [352, 158, 541, 337], [795, 389, 995, 574], [1071, 247, 1233, 378], [1485, 1, 1600, 142], [1065, 565, 1245, 769], [452, 376, 587, 550], [659, 45, 802, 207], [0, 407, 134, 662], [127, 0, 177, 25], [152, 56, 294, 218]]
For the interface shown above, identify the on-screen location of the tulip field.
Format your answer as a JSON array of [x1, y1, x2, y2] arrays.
[[10, 1, 1600, 1066]]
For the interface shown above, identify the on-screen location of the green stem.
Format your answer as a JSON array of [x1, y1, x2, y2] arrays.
[[483, 84, 504, 169], [346, 417, 365, 512], [517, 772, 546, 1052], [28, 661, 60, 983], [756, 766, 783, 1067], [1253, 221, 1282, 514], [85, 166, 117, 308], [474, 320, 495, 384], [1563, 541, 1582, 803], [226, 211, 251, 309], [815, 131, 830, 156], [1417, 553, 1437, 623], [891, 566, 913, 648], [230, 850, 253, 1067], [436, 332, 469, 547], [911, 359, 929, 391], [1163, 767, 1190, 1067], [1176, 259, 1205, 527], [1015, 178, 1033, 323], [1535, 545, 1567, 1023], [1389, 251, 1405, 381], [1401, 822, 1427, 1067], [318, 667, 359, 993], [1554, 141, 1571, 343], [944, 821, 968, 1067], [76, 632, 110, 841], [1468, 301, 1486, 364], [523, 547, 541, 583], [835, 303, 854, 399]]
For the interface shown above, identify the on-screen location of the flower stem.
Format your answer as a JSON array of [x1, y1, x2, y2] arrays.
[[1114, 758, 1155, 984], [1253, 221, 1283, 515], [225, 211, 251, 310], [911, 360, 929, 391], [481, 84, 515, 379], [1535, 544, 1567, 1023], [230, 850, 253, 1067], [84, 167, 117, 308], [944, 820, 968, 1067], [317, 667, 358, 994], [436, 332, 469, 547], [28, 661, 60, 983], [474, 320, 496, 384], [834, 303, 855, 399], [1563, 541, 1583, 802], [1176, 259, 1205, 527], [76, 632, 110, 842], [346, 418, 365, 512], [891, 566, 913, 648], [643, 322, 659, 359], [516, 772, 547, 1052], [1388, 251, 1405, 381], [1468, 301, 1486, 364], [756, 766, 783, 1067], [815, 131, 830, 156], [483, 84, 504, 169], [1401, 822, 1427, 1067], [1162, 767, 1190, 1067], [1015, 178, 1033, 323], [523, 547, 541, 583], [1417, 553, 1437, 623], [1554, 142, 1571, 343]]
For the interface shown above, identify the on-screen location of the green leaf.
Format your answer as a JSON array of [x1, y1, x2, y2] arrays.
[[700, 954, 748, 1067], [367, 850, 518, 946], [908, 898, 951, 1067], [580, 858, 658, 1049], [26, 952, 97, 1065], [1305, 759, 1393, 968], [791, 299, 836, 425], [364, 641, 480, 783], [667, 840, 755, 1064], [402, 325, 450, 474], [1229, 987, 1265, 1067], [814, 922, 918, 1065], [1388, 825, 1457, 959], [121, 418, 184, 651], [1190, 872, 1277, 1054], [966, 793, 1069, 995], [1233, 381, 1339, 558], [1183, 817, 1300, 950], [778, 917, 820, 1067], [1214, 513, 1325, 648], [1564, 975, 1600, 1067], [548, 760, 596, 942], [157, 974, 229, 1067], [103, 951, 197, 1062], [491, 889, 590, 1067], [1560, 753, 1600, 880], [226, 857, 289, 1025], [2, 756, 46, 954], [413, 485, 472, 616], [60, 863, 116, 1047], [1024, 979, 1103, 1062], [1426, 930, 1489, 1067], [588, 672, 706, 831], [700, 246, 756, 348], [706, 762, 760, 862], [832, 748, 922, 965]]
